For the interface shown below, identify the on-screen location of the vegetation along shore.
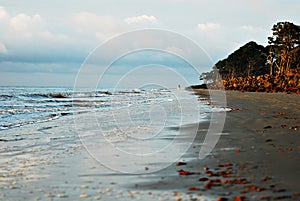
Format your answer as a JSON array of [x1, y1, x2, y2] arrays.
[[190, 21, 300, 93]]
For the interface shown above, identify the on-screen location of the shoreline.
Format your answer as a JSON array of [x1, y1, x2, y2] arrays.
[[1, 90, 299, 200]]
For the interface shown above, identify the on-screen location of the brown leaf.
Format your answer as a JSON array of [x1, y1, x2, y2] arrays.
[[234, 195, 246, 201], [262, 176, 272, 182], [188, 187, 200, 191], [235, 149, 241, 153], [178, 169, 194, 175]]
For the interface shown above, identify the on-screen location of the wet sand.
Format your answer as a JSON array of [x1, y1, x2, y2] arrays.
[[0, 90, 299, 200]]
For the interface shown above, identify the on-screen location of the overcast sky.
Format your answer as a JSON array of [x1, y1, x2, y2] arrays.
[[0, 0, 299, 87]]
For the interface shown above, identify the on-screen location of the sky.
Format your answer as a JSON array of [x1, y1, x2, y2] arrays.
[[0, 0, 299, 87]]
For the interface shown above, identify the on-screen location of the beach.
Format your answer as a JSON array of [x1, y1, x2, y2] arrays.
[[0, 90, 299, 201]]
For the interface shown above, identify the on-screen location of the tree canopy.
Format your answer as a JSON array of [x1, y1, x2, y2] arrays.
[[200, 21, 300, 82], [268, 21, 300, 74], [214, 41, 268, 79]]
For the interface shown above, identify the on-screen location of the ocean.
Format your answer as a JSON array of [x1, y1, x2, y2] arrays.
[[0, 87, 211, 165]]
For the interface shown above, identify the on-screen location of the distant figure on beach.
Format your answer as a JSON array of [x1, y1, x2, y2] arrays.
[[177, 84, 181, 91]]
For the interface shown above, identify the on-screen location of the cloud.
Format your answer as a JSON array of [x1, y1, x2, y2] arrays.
[[73, 13, 159, 41], [0, 7, 85, 64], [197, 23, 220, 31], [124, 15, 157, 24], [0, 42, 8, 54], [240, 25, 254, 30], [9, 13, 44, 33], [73, 12, 123, 32], [73, 11, 128, 41], [0, 7, 7, 19]]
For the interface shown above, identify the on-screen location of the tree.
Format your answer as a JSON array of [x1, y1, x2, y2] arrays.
[[214, 41, 268, 78], [268, 22, 300, 74]]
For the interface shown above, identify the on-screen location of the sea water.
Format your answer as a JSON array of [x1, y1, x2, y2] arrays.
[[0, 86, 218, 200], [0, 87, 211, 171]]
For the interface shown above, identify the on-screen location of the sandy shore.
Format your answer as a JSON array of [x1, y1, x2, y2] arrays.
[[1, 90, 299, 201]]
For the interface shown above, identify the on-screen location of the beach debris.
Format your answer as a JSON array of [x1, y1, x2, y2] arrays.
[[203, 167, 209, 171], [57, 194, 68, 198], [228, 107, 241, 112], [256, 187, 266, 192], [218, 163, 232, 167], [176, 162, 187, 166], [234, 195, 246, 201], [8, 185, 16, 189], [265, 138, 272, 142], [259, 196, 273, 200], [263, 125, 272, 129], [144, 166, 149, 171], [49, 93, 66, 98], [80, 185, 89, 189], [289, 126, 299, 131], [235, 149, 241, 153], [206, 171, 215, 177], [178, 169, 200, 175], [217, 197, 229, 201], [205, 179, 223, 188], [80, 193, 88, 198], [188, 187, 200, 191], [199, 177, 209, 182], [273, 195, 292, 200], [277, 148, 284, 152], [44, 193, 55, 198], [287, 147, 293, 151], [273, 189, 286, 193], [280, 124, 287, 128], [256, 129, 265, 133], [261, 176, 272, 182], [174, 192, 181, 196]]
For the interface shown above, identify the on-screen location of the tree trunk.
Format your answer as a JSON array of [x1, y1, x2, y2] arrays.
[[247, 63, 251, 77]]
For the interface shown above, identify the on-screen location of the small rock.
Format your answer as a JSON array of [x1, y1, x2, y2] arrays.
[[203, 167, 209, 171], [262, 176, 272, 182], [264, 125, 272, 129], [199, 177, 209, 182], [289, 126, 299, 131], [217, 197, 228, 201], [80, 193, 88, 198], [57, 194, 68, 198], [176, 162, 187, 166], [44, 193, 55, 198], [8, 185, 16, 189]]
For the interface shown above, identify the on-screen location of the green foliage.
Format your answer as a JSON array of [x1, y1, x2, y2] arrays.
[[200, 21, 300, 82], [268, 21, 300, 74], [214, 41, 268, 79]]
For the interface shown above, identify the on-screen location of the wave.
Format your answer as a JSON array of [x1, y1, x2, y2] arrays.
[[0, 112, 73, 131]]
